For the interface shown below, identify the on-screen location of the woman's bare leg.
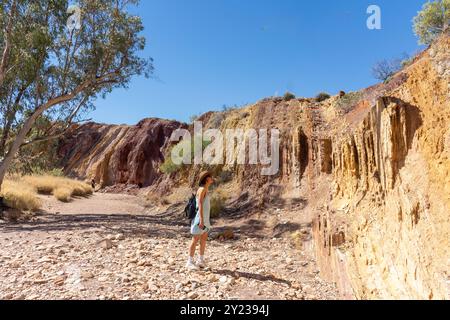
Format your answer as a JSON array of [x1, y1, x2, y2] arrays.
[[199, 232, 208, 256], [189, 235, 200, 258]]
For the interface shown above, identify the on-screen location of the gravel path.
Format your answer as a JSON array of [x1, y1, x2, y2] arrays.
[[0, 194, 339, 300]]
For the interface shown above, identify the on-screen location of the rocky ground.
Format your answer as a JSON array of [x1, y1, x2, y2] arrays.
[[0, 193, 339, 300]]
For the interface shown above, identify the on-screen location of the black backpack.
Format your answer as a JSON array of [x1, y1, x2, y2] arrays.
[[184, 194, 197, 220]]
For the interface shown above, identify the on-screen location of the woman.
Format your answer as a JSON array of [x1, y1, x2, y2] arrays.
[[186, 171, 214, 270]]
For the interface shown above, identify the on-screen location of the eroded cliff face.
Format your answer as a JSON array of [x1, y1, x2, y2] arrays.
[[58, 118, 186, 188], [57, 36, 449, 299], [312, 37, 449, 300]]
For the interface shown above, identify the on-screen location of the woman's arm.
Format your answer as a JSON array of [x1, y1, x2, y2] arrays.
[[198, 187, 206, 228]]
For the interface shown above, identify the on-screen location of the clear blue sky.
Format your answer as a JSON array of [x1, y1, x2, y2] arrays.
[[90, 0, 426, 125]]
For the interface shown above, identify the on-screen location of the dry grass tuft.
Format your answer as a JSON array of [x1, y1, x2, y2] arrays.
[[1, 175, 93, 212], [53, 187, 72, 202], [22, 175, 93, 199], [1, 180, 42, 211]]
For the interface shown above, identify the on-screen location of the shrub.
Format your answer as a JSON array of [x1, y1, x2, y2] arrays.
[[160, 136, 212, 174], [31, 167, 65, 177], [316, 92, 331, 102], [413, 0, 450, 45], [283, 92, 296, 101], [336, 91, 363, 112], [160, 156, 181, 174], [1, 180, 42, 211], [53, 187, 72, 202], [1, 175, 92, 211], [401, 57, 414, 68], [210, 193, 226, 218], [66, 180, 93, 197], [22, 176, 55, 194], [21, 175, 93, 199]]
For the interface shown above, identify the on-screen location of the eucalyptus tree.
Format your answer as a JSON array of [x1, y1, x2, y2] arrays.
[[0, 0, 152, 190]]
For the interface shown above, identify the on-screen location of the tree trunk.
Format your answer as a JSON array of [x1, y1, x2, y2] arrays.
[[0, 78, 95, 191], [0, 90, 24, 157], [0, 0, 17, 87], [0, 73, 115, 191], [0, 105, 47, 191]]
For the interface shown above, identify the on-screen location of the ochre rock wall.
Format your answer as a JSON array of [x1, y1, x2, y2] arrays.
[[313, 36, 449, 299], [57, 36, 449, 300], [58, 118, 186, 188]]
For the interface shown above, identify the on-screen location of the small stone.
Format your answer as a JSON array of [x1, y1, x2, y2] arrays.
[[187, 292, 198, 299], [3, 293, 13, 300], [34, 278, 48, 284], [147, 280, 158, 291], [37, 257, 54, 264], [219, 276, 228, 284], [175, 283, 183, 292], [115, 234, 125, 241], [296, 292, 305, 300], [208, 274, 218, 282], [81, 271, 94, 280], [98, 239, 113, 250], [291, 283, 302, 290], [137, 260, 146, 267], [54, 276, 66, 286]]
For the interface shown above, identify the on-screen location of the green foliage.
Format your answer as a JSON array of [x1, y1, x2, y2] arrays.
[[413, 0, 450, 45], [31, 167, 64, 177], [160, 136, 212, 174], [0, 0, 152, 181], [316, 92, 331, 102], [401, 56, 415, 68], [210, 193, 226, 218], [283, 92, 296, 101], [159, 157, 180, 174], [336, 91, 363, 112]]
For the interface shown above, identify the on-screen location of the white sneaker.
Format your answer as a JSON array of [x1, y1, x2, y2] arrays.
[[186, 260, 199, 271], [196, 258, 207, 269]]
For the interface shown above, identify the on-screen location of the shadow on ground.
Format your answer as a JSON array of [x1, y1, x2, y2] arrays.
[[0, 210, 269, 241], [211, 269, 291, 287]]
